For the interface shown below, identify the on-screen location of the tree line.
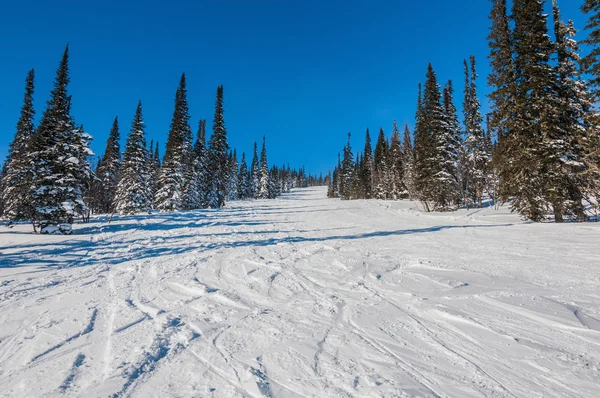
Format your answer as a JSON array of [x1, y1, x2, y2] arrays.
[[0, 46, 323, 234], [329, 0, 600, 222]]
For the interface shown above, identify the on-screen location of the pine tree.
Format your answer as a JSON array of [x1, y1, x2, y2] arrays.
[[360, 128, 374, 199], [250, 142, 260, 198], [258, 136, 270, 199], [155, 74, 193, 212], [94, 117, 121, 213], [488, 0, 519, 205], [549, 0, 592, 221], [206, 85, 229, 208], [413, 65, 448, 210], [30, 46, 93, 233], [435, 80, 462, 210], [463, 57, 490, 208], [402, 125, 415, 198], [340, 133, 355, 200], [388, 120, 407, 199], [186, 120, 208, 210], [582, 0, 600, 100], [373, 128, 389, 199], [0, 163, 7, 219], [114, 102, 152, 215], [227, 149, 239, 201], [238, 152, 250, 199], [2, 69, 36, 222], [506, 0, 557, 221]]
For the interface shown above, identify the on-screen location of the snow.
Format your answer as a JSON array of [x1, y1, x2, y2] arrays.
[[1, 187, 599, 397]]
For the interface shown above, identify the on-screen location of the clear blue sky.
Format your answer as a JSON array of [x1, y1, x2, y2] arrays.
[[0, 0, 586, 175]]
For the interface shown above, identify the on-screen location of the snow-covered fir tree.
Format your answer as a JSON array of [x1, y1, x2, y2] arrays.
[[388, 120, 407, 200], [340, 133, 355, 200], [373, 128, 390, 199], [114, 102, 153, 215], [238, 152, 250, 199], [185, 119, 209, 210], [250, 142, 260, 199], [402, 125, 415, 199], [360, 129, 374, 199], [582, 0, 600, 100], [227, 149, 239, 201], [2, 69, 36, 222], [206, 85, 229, 208], [463, 57, 491, 208], [93, 116, 121, 214], [258, 136, 270, 199], [547, 1, 591, 221], [29, 46, 93, 234], [155, 74, 193, 212]]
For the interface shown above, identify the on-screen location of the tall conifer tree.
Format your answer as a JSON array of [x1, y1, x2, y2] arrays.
[[2, 69, 36, 222]]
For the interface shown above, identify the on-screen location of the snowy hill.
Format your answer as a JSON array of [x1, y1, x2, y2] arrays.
[[1, 187, 599, 397]]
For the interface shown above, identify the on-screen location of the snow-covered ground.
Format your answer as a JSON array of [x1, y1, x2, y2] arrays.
[[1, 187, 599, 398]]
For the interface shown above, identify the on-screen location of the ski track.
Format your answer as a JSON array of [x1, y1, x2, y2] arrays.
[[1, 187, 600, 397]]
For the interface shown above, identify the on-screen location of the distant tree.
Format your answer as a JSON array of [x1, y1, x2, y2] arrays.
[[250, 142, 260, 198], [238, 152, 250, 199], [359, 128, 374, 199], [340, 133, 355, 200], [114, 102, 152, 215], [186, 119, 209, 210], [373, 128, 389, 199], [402, 125, 415, 198], [258, 136, 270, 199], [388, 120, 407, 199], [227, 149, 239, 201], [93, 117, 121, 213]]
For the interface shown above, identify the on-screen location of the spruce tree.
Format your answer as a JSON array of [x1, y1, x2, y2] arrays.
[[114, 102, 152, 215], [508, 0, 557, 221], [238, 152, 250, 199], [94, 116, 121, 213], [488, 0, 519, 205], [388, 120, 407, 199], [206, 85, 229, 208], [373, 128, 389, 199], [360, 128, 374, 199], [227, 149, 239, 201], [186, 120, 209, 210], [402, 124, 415, 198], [258, 136, 270, 199], [413, 65, 447, 211], [549, 0, 592, 221], [340, 133, 355, 200], [2, 69, 36, 222], [463, 57, 490, 208], [250, 142, 260, 198], [30, 46, 93, 233], [435, 80, 462, 210], [155, 74, 193, 212], [582, 0, 600, 100]]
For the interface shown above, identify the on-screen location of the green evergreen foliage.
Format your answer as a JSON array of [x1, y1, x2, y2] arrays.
[[206, 85, 229, 208], [155, 74, 193, 212], [114, 102, 152, 215], [2, 69, 36, 222], [29, 46, 93, 234]]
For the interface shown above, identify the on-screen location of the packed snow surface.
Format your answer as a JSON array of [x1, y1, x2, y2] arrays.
[[1, 187, 599, 397]]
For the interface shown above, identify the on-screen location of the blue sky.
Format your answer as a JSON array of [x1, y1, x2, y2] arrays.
[[0, 0, 586, 175]]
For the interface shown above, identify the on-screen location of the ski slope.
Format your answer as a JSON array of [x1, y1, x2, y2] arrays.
[[1, 187, 599, 397]]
